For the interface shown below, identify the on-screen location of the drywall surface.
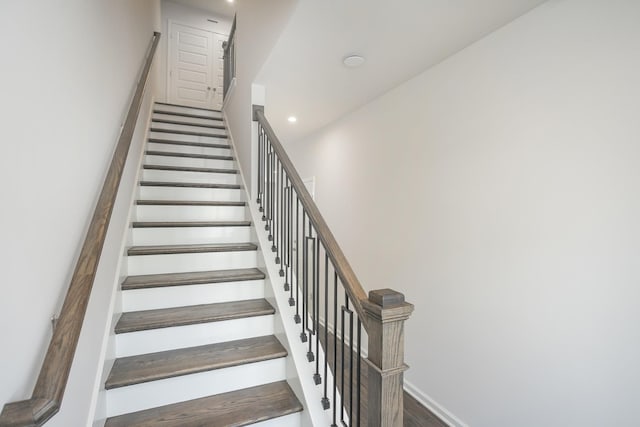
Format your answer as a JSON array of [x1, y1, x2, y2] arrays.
[[223, 0, 298, 191], [286, 0, 640, 425], [156, 0, 233, 102], [0, 0, 160, 424]]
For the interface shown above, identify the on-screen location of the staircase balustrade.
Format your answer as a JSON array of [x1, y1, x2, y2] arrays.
[[252, 105, 413, 427], [222, 16, 236, 100], [0, 31, 161, 427]]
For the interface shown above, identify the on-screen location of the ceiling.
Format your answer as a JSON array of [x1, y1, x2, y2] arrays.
[[256, 0, 548, 143], [169, 0, 236, 18]]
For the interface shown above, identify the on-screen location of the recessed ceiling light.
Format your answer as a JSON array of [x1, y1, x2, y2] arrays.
[[343, 54, 365, 68], [226, 0, 234, 3], [288, 116, 297, 123]]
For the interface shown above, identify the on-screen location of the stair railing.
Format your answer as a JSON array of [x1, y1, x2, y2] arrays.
[[252, 105, 414, 427], [222, 15, 236, 100], [0, 31, 161, 427]]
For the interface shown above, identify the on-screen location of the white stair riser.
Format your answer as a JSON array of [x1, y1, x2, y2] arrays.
[[116, 315, 275, 357], [138, 186, 244, 202], [128, 251, 257, 275], [153, 113, 223, 127], [147, 142, 230, 157], [131, 226, 251, 246], [141, 169, 239, 185], [145, 155, 234, 169], [148, 131, 227, 145], [135, 205, 247, 222], [151, 121, 227, 136], [106, 357, 286, 417], [252, 412, 301, 427], [154, 104, 223, 119], [122, 279, 265, 312]]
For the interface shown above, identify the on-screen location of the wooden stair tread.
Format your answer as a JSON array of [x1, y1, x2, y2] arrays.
[[128, 242, 257, 256], [115, 298, 275, 333], [145, 150, 233, 161], [139, 181, 240, 189], [143, 164, 238, 174], [148, 138, 229, 149], [136, 199, 245, 206], [150, 127, 227, 139], [132, 220, 251, 229], [152, 118, 226, 130], [155, 102, 222, 113], [104, 380, 302, 427], [121, 267, 265, 290], [152, 110, 223, 122], [105, 335, 285, 389]]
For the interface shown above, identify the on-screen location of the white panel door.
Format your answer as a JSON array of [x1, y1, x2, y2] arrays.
[[168, 23, 226, 110]]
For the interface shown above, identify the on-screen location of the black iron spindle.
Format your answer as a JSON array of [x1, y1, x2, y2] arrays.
[[332, 271, 338, 427], [294, 197, 301, 319], [301, 211, 308, 342], [348, 296, 354, 427], [356, 319, 362, 427], [257, 125, 262, 207], [314, 239, 321, 384], [322, 253, 330, 410]]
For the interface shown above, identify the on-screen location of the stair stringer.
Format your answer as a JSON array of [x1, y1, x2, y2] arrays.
[[225, 119, 334, 427]]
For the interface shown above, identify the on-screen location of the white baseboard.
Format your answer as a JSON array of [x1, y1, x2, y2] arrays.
[[404, 379, 468, 427]]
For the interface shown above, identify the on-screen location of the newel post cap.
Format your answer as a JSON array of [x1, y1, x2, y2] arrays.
[[363, 289, 414, 322]]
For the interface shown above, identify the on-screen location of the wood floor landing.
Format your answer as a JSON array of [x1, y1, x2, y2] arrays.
[[104, 381, 302, 427], [115, 299, 275, 333]]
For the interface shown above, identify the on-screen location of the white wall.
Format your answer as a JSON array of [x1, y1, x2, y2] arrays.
[[156, 0, 233, 103], [223, 0, 298, 193], [0, 1, 161, 425], [286, 1, 640, 425]]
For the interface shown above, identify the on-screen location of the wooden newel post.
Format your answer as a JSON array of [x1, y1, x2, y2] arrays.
[[364, 289, 414, 427]]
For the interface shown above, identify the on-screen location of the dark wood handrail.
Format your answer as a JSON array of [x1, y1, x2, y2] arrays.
[[0, 31, 161, 427], [254, 108, 370, 331]]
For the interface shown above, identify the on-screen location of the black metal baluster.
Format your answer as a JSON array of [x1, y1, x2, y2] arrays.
[[348, 296, 354, 427], [269, 149, 275, 241], [283, 185, 290, 290], [314, 239, 321, 384], [306, 232, 316, 362], [300, 211, 308, 342], [321, 253, 330, 407], [293, 197, 301, 318], [265, 145, 271, 233], [340, 296, 346, 426], [272, 159, 279, 253], [356, 318, 362, 427], [257, 125, 262, 208], [288, 181, 295, 303], [277, 165, 284, 268], [261, 132, 266, 221], [332, 271, 338, 427]]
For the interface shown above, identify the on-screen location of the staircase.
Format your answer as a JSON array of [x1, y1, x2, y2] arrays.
[[102, 102, 303, 426]]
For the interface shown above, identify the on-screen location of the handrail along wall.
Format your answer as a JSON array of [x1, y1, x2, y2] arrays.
[[0, 31, 161, 427], [253, 106, 414, 427]]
